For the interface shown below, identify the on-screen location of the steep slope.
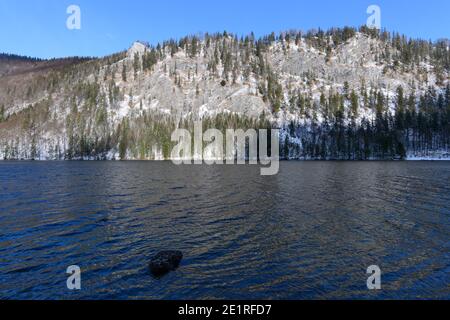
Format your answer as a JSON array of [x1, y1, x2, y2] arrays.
[[0, 27, 449, 160]]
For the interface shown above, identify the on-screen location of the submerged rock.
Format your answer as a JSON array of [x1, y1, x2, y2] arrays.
[[149, 251, 183, 277]]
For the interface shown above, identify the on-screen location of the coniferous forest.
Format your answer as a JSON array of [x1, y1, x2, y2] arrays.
[[0, 26, 449, 160]]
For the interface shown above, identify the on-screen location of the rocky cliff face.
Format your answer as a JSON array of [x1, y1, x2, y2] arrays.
[[0, 27, 449, 160]]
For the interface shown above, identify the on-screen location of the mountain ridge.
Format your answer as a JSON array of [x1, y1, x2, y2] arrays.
[[0, 26, 449, 160]]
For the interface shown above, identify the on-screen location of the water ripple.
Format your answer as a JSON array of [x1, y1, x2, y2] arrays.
[[0, 161, 449, 299]]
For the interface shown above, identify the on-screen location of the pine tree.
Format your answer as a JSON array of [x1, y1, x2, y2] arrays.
[[396, 86, 405, 113], [133, 53, 140, 78], [350, 90, 359, 118], [119, 119, 129, 160], [343, 81, 350, 99], [407, 92, 416, 113], [0, 104, 4, 122], [376, 91, 385, 115], [325, 45, 333, 63], [190, 37, 198, 58], [320, 92, 328, 119], [122, 64, 127, 82], [445, 84, 450, 107]]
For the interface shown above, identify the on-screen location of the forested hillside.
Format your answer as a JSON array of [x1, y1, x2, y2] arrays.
[[0, 26, 449, 160]]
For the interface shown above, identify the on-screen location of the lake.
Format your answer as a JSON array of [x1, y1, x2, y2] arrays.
[[0, 161, 449, 299]]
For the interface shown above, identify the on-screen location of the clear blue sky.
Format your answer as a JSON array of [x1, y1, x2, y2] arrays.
[[1, 0, 449, 59]]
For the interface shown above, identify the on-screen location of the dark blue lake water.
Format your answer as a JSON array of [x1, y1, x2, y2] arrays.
[[0, 161, 449, 299]]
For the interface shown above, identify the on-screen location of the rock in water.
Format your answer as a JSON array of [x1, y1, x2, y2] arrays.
[[149, 251, 183, 277]]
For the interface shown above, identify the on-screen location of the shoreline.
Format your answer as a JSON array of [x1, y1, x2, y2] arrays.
[[1, 158, 450, 162]]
